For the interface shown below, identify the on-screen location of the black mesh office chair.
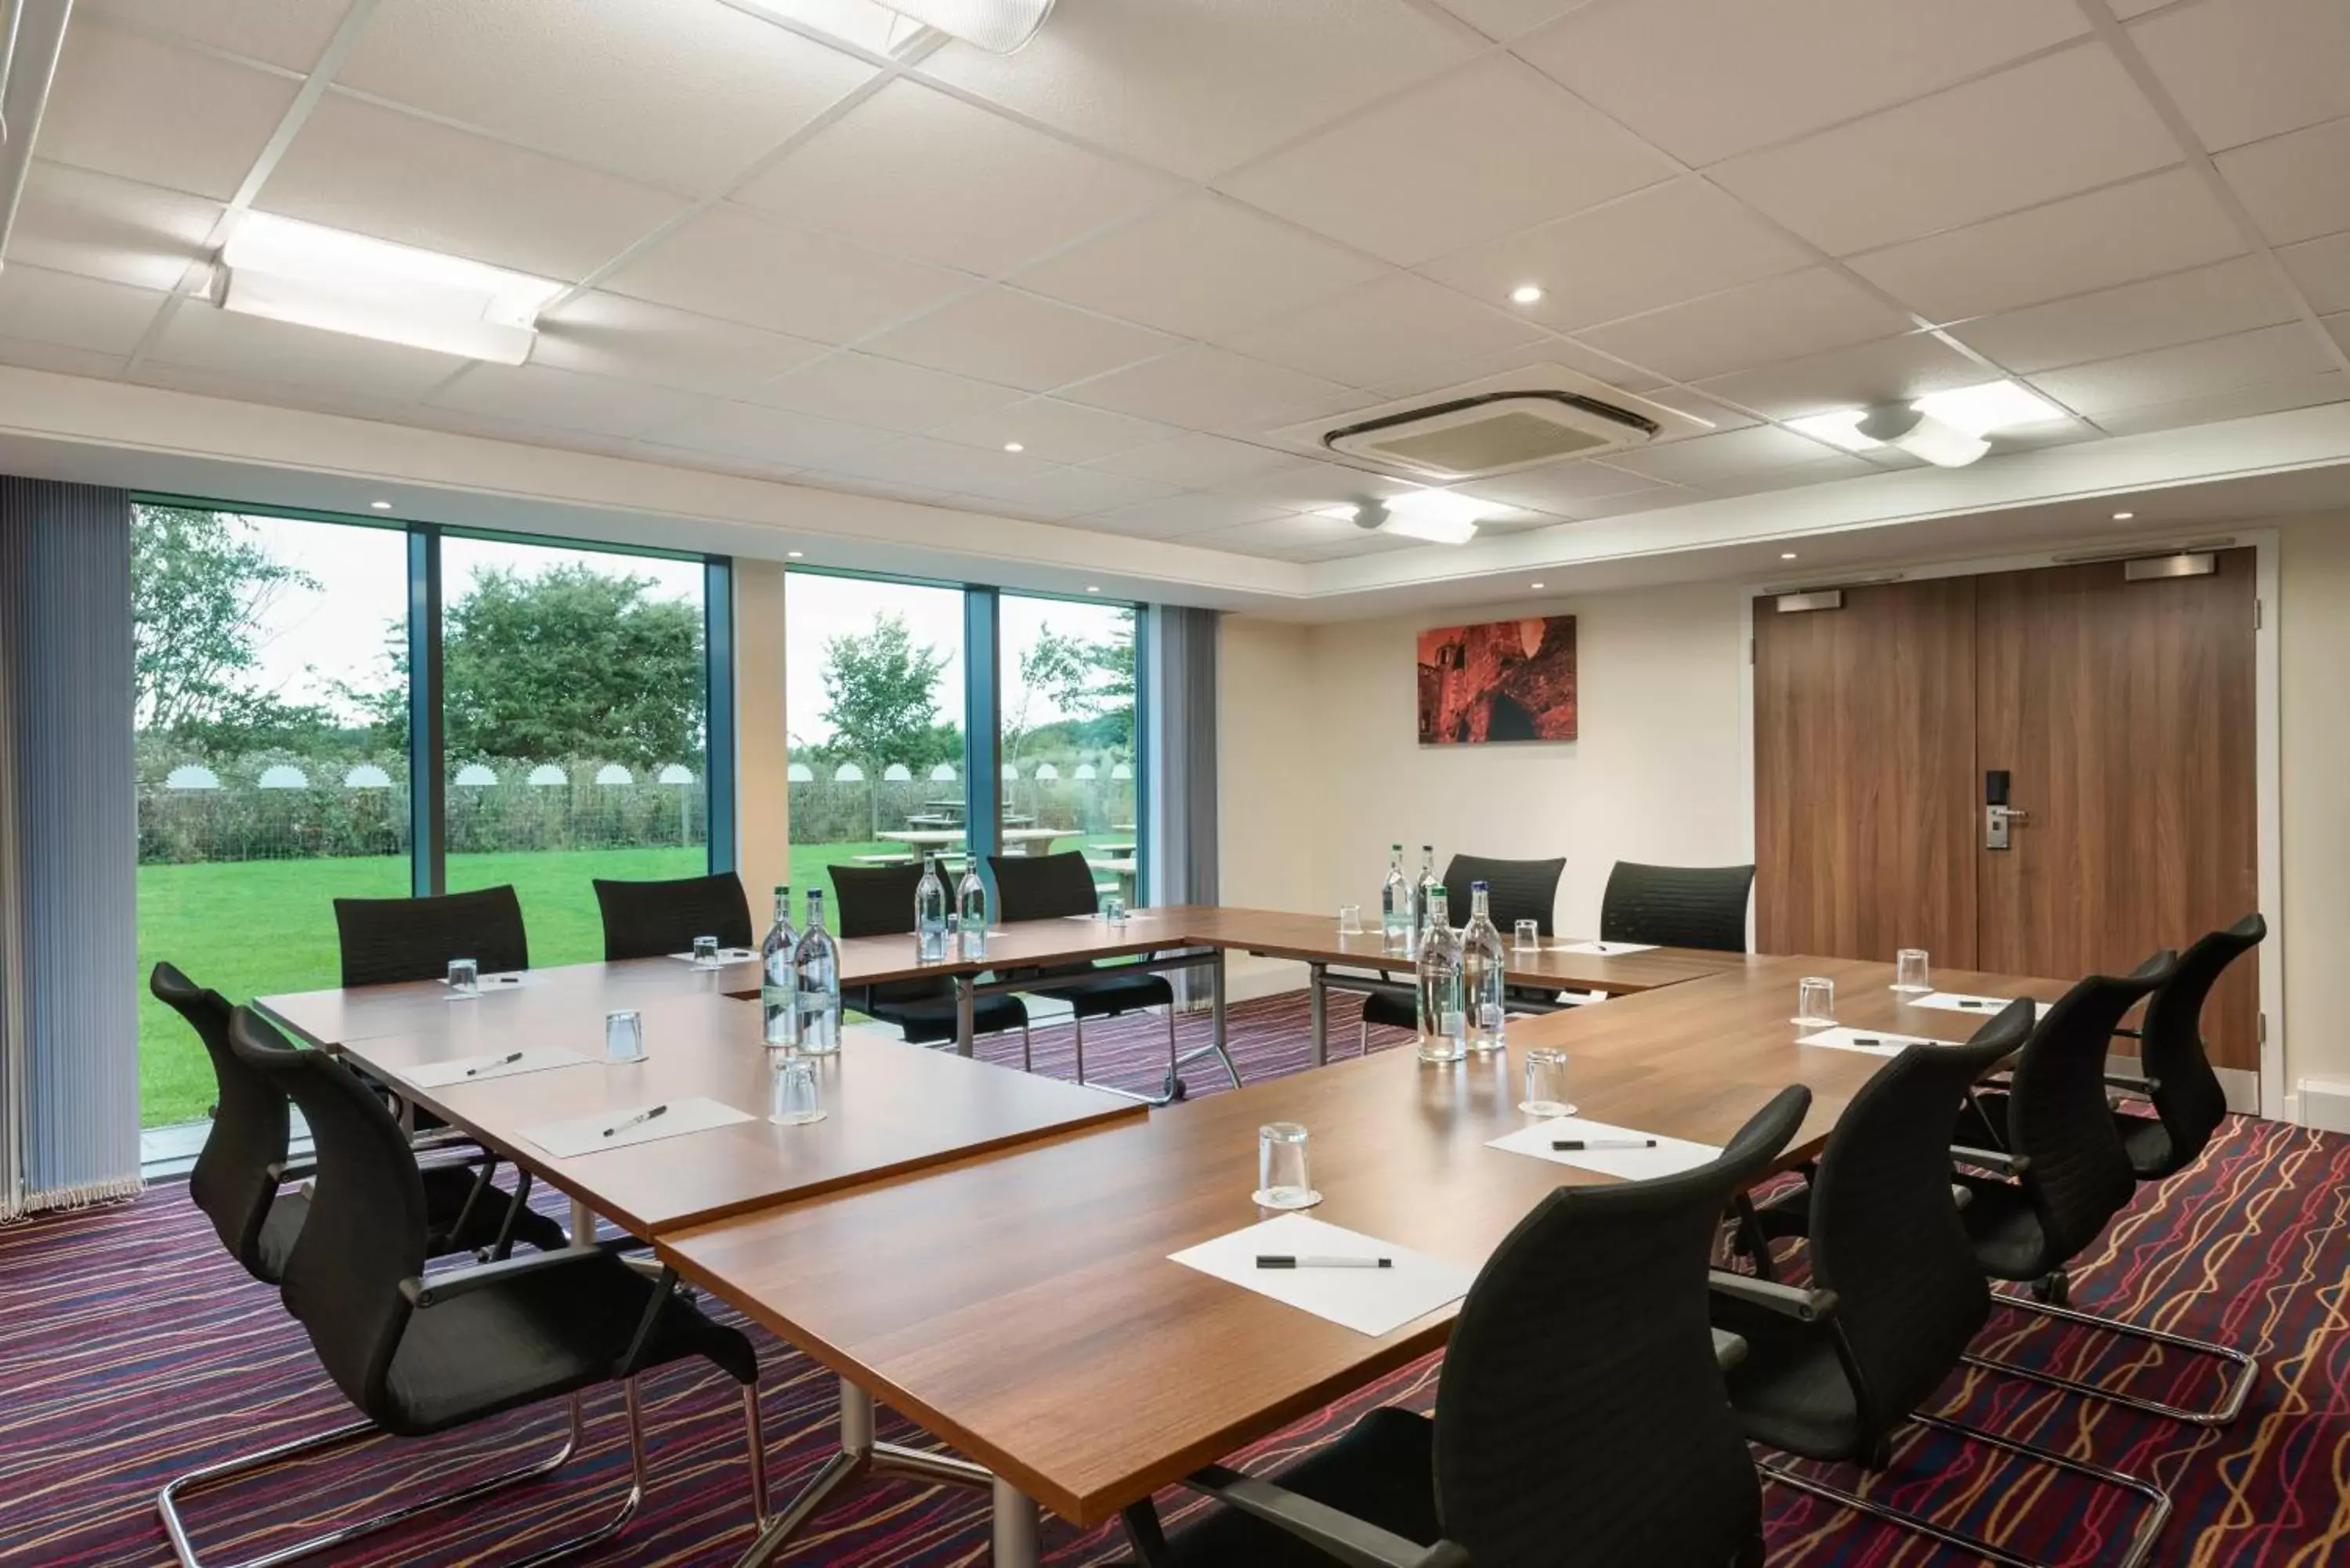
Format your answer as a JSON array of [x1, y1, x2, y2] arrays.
[[1953, 953, 2258, 1426], [334, 885, 530, 987], [1598, 862, 1754, 952], [1119, 1086, 1813, 1568], [149, 963, 562, 1282], [1358, 854, 1567, 1050], [828, 863, 1032, 1063], [591, 871, 754, 963], [160, 1007, 773, 1568], [989, 851, 1238, 1102], [1712, 1001, 2170, 1568]]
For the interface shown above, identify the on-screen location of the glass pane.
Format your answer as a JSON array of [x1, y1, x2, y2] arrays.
[[134, 505, 410, 1128], [782, 573, 967, 909], [440, 537, 709, 965], [1000, 595, 1139, 909]]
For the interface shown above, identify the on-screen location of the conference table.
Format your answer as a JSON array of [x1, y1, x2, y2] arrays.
[[255, 911, 2070, 1566]]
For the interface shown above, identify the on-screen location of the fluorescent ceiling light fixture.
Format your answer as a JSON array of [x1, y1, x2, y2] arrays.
[[746, 0, 1053, 53], [1333, 488, 1493, 545], [215, 213, 562, 365], [1784, 379, 2062, 468]]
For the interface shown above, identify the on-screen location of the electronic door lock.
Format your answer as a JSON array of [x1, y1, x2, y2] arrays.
[[1985, 804, 2029, 851]]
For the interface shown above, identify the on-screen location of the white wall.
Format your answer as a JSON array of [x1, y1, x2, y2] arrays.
[[734, 558, 790, 908], [1217, 616, 1326, 996], [2278, 515, 2350, 1105]]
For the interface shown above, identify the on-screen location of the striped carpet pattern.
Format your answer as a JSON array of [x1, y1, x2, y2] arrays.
[[4, 991, 2348, 1565]]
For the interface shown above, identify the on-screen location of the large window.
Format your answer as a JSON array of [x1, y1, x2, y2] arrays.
[[1000, 594, 1139, 906], [132, 503, 725, 1129]]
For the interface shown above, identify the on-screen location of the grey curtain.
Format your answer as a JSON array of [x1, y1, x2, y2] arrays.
[[0, 478, 140, 1218], [1145, 605, 1219, 1002]]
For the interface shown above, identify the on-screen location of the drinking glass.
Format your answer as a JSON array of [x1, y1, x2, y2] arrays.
[[768, 1054, 826, 1125], [605, 1009, 645, 1064], [446, 957, 479, 997], [1513, 919, 1541, 952], [1102, 894, 1128, 925], [1520, 1047, 1575, 1117], [1337, 903, 1365, 935], [1255, 1122, 1318, 1209], [1795, 976, 1836, 1027], [692, 934, 720, 968], [1894, 948, 1931, 994]]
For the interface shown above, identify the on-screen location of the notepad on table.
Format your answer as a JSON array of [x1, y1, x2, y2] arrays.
[[667, 948, 757, 965], [439, 970, 545, 992], [1911, 992, 2051, 1021], [1489, 1115, 1722, 1180], [404, 1046, 589, 1088], [1795, 1026, 1962, 1057], [1556, 940, 1658, 956], [520, 1097, 751, 1158], [1169, 1213, 1475, 1337]]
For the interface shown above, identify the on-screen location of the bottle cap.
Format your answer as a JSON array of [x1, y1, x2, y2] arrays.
[[1473, 880, 1488, 891]]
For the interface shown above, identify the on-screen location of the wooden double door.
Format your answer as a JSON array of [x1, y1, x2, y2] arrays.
[[1755, 551, 2260, 1076]]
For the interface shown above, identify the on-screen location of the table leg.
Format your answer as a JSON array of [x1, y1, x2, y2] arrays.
[[991, 1477, 1042, 1567], [568, 1197, 595, 1250], [1209, 949, 1240, 1089], [956, 974, 976, 1058], [736, 1378, 994, 1568], [1309, 960, 1328, 1068]]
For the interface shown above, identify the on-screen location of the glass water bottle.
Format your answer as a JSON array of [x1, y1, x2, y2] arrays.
[[914, 854, 949, 962], [955, 863, 989, 959], [1461, 880, 1508, 1054], [1415, 888, 1466, 1064], [1380, 844, 1412, 950], [759, 883, 797, 1047], [794, 889, 842, 1056]]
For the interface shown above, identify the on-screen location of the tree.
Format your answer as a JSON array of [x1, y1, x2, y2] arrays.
[[1005, 609, 1137, 757], [131, 504, 325, 743], [819, 613, 950, 770]]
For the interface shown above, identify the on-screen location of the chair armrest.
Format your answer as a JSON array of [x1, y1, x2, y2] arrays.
[[407, 1125, 483, 1154], [265, 1158, 318, 1184], [1706, 1269, 1835, 1323], [2104, 1071, 2158, 1097], [1953, 1144, 2031, 1176], [1712, 1328, 1748, 1371], [400, 1237, 638, 1308], [1185, 1465, 1467, 1568], [2110, 1024, 2142, 1040]]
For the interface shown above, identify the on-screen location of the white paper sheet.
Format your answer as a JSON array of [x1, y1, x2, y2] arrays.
[[439, 970, 546, 994], [520, 1097, 752, 1158], [404, 1046, 590, 1088], [1911, 992, 2051, 1021], [1488, 1115, 1723, 1181], [666, 948, 758, 965], [1795, 1025, 1963, 1058], [1168, 1213, 1477, 1337], [1557, 940, 1658, 956]]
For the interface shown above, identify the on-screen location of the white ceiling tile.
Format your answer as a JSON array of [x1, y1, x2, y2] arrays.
[[1058, 344, 1354, 429], [0, 336, 132, 380], [6, 162, 222, 292], [638, 400, 898, 468], [1428, 0, 1590, 39], [733, 79, 1171, 275], [533, 291, 829, 396], [1082, 432, 1302, 487], [1692, 332, 1991, 420], [263, 94, 691, 280], [2215, 116, 2350, 247], [81, 0, 357, 71], [338, 0, 877, 195], [814, 434, 1065, 499], [2106, 0, 2177, 16], [40, 20, 298, 201], [2128, 0, 2350, 151], [129, 359, 421, 421], [1457, 460, 1674, 512], [1082, 493, 1291, 539], [928, 399, 1178, 465], [2090, 370, 2347, 436], [1603, 424, 1874, 485], [1710, 45, 2179, 256], [787, 471, 947, 504], [1576, 267, 1914, 383], [1184, 510, 1420, 558], [1417, 179, 1813, 331], [1285, 530, 1432, 562], [1637, 385, 1763, 434], [917, 0, 1477, 180], [965, 466, 1181, 518], [425, 362, 719, 439], [1364, 338, 1668, 400], [2326, 314, 2349, 357], [142, 302, 472, 402], [1945, 257, 2300, 373], [1517, 0, 2088, 168], [1202, 461, 1416, 515], [0, 265, 168, 356], [860, 286, 1177, 393], [1212, 273, 1546, 388], [2030, 323, 2338, 415], [1010, 193, 1386, 341], [1848, 168, 2246, 323], [603, 204, 970, 341], [1218, 55, 1674, 267], [2279, 232, 2350, 315], [749, 352, 1027, 433]]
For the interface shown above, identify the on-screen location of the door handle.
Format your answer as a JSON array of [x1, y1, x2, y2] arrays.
[[1986, 804, 2027, 851]]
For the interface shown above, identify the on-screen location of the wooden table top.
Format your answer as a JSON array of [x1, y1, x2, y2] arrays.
[[332, 990, 1145, 1237], [658, 953, 2071, 1526], [257, 955, 760, 1047]]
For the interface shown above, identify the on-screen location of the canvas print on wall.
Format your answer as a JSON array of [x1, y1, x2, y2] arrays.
[[1416, 616, 1578, 745]]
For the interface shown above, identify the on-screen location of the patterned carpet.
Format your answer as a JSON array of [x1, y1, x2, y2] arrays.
[[5, 990, 2349, 1566]]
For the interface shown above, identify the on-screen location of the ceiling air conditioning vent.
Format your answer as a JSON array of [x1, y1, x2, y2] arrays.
[[1267, 364, 1712, 482]]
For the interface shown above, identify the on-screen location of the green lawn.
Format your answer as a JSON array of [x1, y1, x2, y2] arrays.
[[138, 836, 1133, 1127]]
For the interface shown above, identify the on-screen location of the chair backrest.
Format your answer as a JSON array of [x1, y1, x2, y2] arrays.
[[152, 963, 289, 1278], [334, 885, 529, 987], [2137, 913, 2264, 1170], [1599, 862, 1754, 952], [827, 862, 952, 1009], [229, 1006, 428, 1421], [591, 871, 753, 962], [1442, 854, 1564, 937], [2005, 952, 2177, 1263], [1807, 1000, 2035, 1442], [1431, 1085, 1809, 1567], [988, 850, 1101, 922]]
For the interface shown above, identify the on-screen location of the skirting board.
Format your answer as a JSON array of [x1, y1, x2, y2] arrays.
[[2291, 1078, 2350, 1134]]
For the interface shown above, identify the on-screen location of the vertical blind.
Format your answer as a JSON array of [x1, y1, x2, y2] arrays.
[[1146, 605, 1219, 1005], [0, 478, 141, 1218]]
